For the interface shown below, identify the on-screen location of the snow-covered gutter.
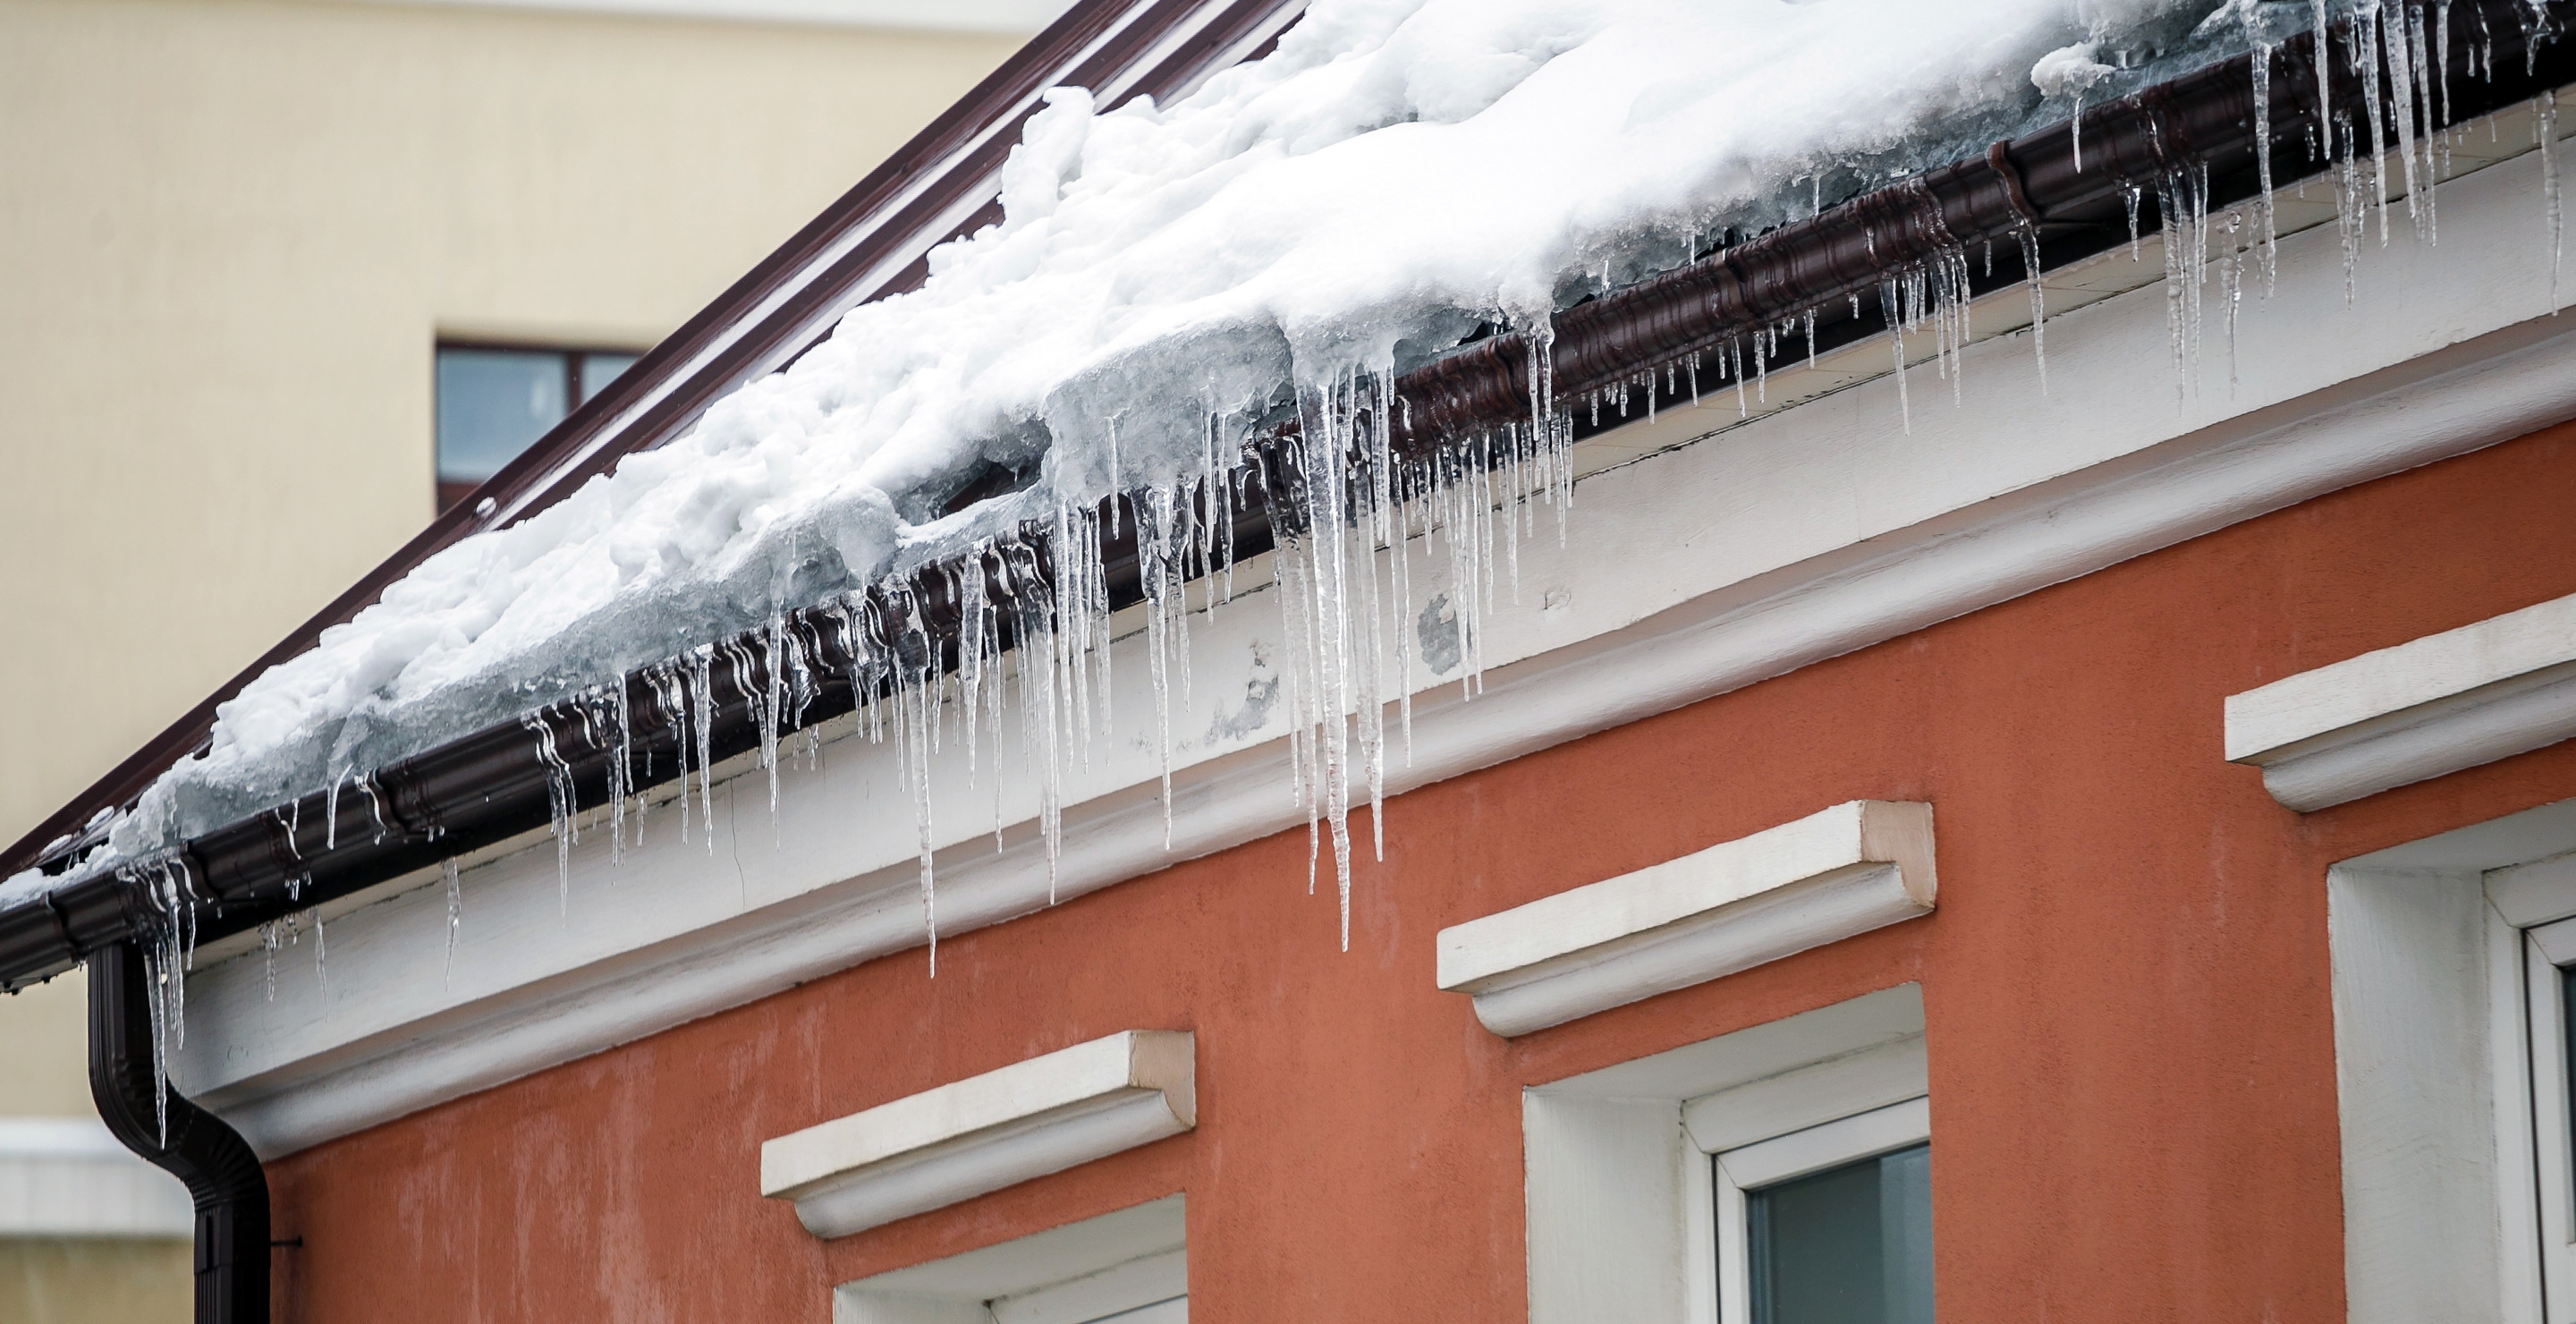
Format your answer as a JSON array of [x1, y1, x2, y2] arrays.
[[2, 0, 2568, 1001], [0, 0, 1308, 903]]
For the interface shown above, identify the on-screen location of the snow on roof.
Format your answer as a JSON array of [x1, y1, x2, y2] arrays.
[[8, 0, 2244, 914]]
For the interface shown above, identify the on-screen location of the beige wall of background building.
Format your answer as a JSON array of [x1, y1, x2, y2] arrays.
[[0, 0, 1043, 1315]]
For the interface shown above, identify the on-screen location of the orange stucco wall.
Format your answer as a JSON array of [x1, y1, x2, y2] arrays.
[[262, 419, 2576, 1322]]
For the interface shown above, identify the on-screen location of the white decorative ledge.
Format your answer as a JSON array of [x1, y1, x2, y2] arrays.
[[2226, 590, 2576, 812], [0, 1117, 192, 1237], [761, 1031, 1194, 1240], [1436, 802, 1936, 1037]]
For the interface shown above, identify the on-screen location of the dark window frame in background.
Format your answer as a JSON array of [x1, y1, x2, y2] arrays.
[[434, 341, 641, 513]]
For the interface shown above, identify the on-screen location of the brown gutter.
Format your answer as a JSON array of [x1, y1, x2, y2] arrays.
[[4, 0, 2570, 991]]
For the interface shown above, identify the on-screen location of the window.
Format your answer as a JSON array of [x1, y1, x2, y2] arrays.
[[433, 343, 640, 512], [2325, 796, 2576, 1323], [2526, 912, 2576, 1321], [1523, 984, 1932, 1324], [1716, 1105, 1934, 1324]]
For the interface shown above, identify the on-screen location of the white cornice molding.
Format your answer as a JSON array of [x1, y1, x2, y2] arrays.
[[2226, 591, 2576, 811], [1437, 802, 1934, 1037], [760, 1031, 1194, 1239], [175, 144, 2576, 1158]]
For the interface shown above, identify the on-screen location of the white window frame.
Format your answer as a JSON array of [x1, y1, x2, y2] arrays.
[[2326, 794, 2576, 1324], [1707, 1098, 1932, 1324], [2526, 915, 2576, 1322], [1523, 984, 1929, 1324]]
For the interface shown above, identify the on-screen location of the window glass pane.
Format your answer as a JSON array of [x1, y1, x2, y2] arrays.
[[577, 352, 639, 403], [1746, 1142, 1933, 1324], [2562, 964, 2576, 1176], [436, 348, 569, 484]]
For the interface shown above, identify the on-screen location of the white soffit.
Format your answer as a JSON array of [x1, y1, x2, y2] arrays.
[[1437, 801, 1934, 1037], [761, 1031, 1194, 1239], [836, 1194, 1186, 1324], [1679, 1034, 1929, 1155], [337, 0, 1079, 35], [2225, 590, 2576, 811]]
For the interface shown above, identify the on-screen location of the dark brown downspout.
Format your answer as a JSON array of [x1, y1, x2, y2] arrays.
[[88, 940, 270, 1324]]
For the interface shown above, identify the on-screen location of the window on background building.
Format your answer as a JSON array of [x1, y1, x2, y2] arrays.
[[434, 344, 640, 513]]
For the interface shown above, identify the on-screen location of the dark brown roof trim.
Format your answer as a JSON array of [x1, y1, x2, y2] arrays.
[[4, 0, 2570, 991]]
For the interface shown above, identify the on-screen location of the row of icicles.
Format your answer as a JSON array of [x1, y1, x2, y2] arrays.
[[116, 0, 2568, 1130]]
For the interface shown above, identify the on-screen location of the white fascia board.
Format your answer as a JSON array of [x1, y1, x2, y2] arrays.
[[171, 132, 2576, 1157], [1436, 802, 1934, 1037], [761, 1031, 1193, 1239], [0, 1118, 193, 1238], [2225, 591, 2576, 811]]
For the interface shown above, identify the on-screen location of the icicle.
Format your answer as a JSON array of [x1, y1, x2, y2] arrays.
[[313, 908, 327, 1002], [2408, 0, 2439, 242], [2336, 114, 2367, 302], [648, 663, 691, 846], [2220, 209, 2247, 389], [2252, 38, 2282, 292], [1884, 277, 1912, 433], [1141, 486, 1180, 846], [609, 680, 632, 861], [2021, 226, 2049, 391], [2544, 90, 2564, 307], [2314, 0, 2336, 172], [357, 772, 390, 846], [886, 589, 941, 972], [760, 615, 786, 826], [688, 646, 716, 852], [2385, 1, 2424, 238], [2356, 2, 2392, 245], [526, 711, 577, 914], [2436, 2, 2453, 132], [2155, 167, 2211, 397], [257, 919, 279, 1002], [442, 856, 462, 988]]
